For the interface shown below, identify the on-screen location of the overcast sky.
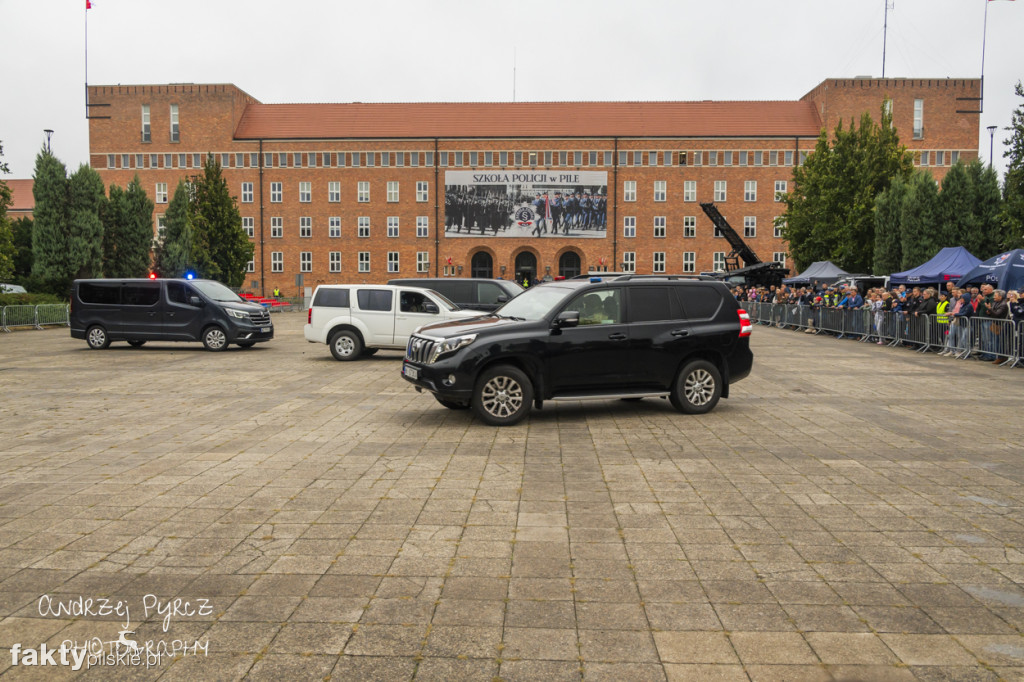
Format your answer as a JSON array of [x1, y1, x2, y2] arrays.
[[1, 0, 1020, 180]]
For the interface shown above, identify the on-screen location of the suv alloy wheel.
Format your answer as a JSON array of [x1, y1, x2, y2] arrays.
[[670, 359, 722, 414], [472, 364, 533, 426]]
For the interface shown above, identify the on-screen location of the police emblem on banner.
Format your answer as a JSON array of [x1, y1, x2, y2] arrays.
[[514, 206, 535, 227]]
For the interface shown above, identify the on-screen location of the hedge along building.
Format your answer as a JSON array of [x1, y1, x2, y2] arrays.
[[87, 77, 980, 295]]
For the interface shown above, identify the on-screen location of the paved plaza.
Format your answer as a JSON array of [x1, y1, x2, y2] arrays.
[[0, 313, 1023, 681]]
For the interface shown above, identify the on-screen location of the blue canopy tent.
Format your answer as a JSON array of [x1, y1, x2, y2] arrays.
[[782, 260, 850, 286], [956, 249, 1024, 291], [889, 246, 981, 286]]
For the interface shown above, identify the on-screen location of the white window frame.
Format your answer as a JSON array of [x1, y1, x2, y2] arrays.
[[913, 99, 924, 139], [387, 216, 399, 238], [270, 182, 283, 203], [141, 104, 151, 143], [387, 181, 399, 203], [653, 216, 666, 239], [357, 181, 370, 203], [387, 251, 399, 273], [684, 216, 696, 238], [246, 259, 255, 273], [714, 180, 727, 202], [329, 217, 341, 238], [774, 180, 787, 202], [774, 252, 787, 266], [653, 252, 666, 273], [416, 181, 429, 202], [169, 104, 179, 142], [271, 217, 283, 239], [774, 218, 784, 238], [358, 252, 370, 273], [358, 217, 370, 238], [653, 180, 667, 202], [416, 216, 429, 238], [329, 251, 341, 273], [622, 252, 636, 273], [683, 180, 696, 203], [744, 180, 756, 202], [328, 181, 341, 203], [271, 251, 283, 273], [417, 251, 429, 273], [623, 180, 636, 202], [155, 182, 168, 204], [744, 216, 756, 238], [242, 216, 254, 238], [241, 182, 253, 203], [623, 216, 636, 238], [683, 252, 696, 273], [300, 216, 312, 238], [713, 252, 726, 271], [300, 252, 312, 273]]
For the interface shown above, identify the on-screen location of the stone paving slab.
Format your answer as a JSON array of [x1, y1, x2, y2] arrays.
[[0, 316, 1022, 680]]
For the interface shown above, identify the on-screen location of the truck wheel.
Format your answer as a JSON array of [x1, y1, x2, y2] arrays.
[[202, 326, 228, 352], [127, 339, 146, 348], [472, 364, 533, 426], [330, 330, 362, 361], [86, 325, 110, 349], [435, 396, 470, 410], [670, 360, 722, 414]]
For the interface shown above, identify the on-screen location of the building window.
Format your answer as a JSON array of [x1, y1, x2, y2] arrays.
[[416, 216, 429, 238], [919, 150, 930, 166], [738, 151, 747, 166], [573, 151, 583, 166], [357, 181, 369, 203], [454, 152, 463, 167], [123, 154, 131, 169], [785, 150, 794, 166], [329, 251, 341, 273], [220, 153, 231, 168], [484, 152, 493, 167], [141, 105, 151, 143], [307, 152, 317, 168], [410, 152, 420, 167], [590, 151, 599, 166], [622, 252, 635, 273], [633, 151, 643, 166], [328, 181, 340, 203], [654, 216, 666, 238], [683, 252, 695, 273], [300, 252, 312, 273], [293, 152, 303, 168], [754, 151, 763, 166], [326, 216, 340, 238], [713, 252, 725, 271], [387, 252, 399, 273], [724, 151, 733, 166], [358, 216, 370, 238], [744, 180, 756, 202], [417, 251, 429, 273], [246, 259, 255, 273], [604, 151, 613, 166], [299, 182, 311, 203], [387, 181, 399, 202], [241, 182, 253, 203], [684, 216, 696, 238], [774, 218, 784, 238], [155, 182, 168, 204], [322, 152, 332, 167], [381, 152, 390, 167], [684, 180, 696, 202], [653, 252, 666, 273], [744, 216, 756, 238], [514, 151, 523, 166], [709, 151, 718, 166], [936, 150, 945, 166], [350, 152, 361, 167], [774, 180, 787, 202], [192, 153, 202, 169], [769, 151, 778, 166], [774, 252, 787, 266], [387, 216, 399, 238], [623, 216, 636, 238], [416, 181, 428, 202], [714, 180, 727, 202], [242, 217, 254, 238], [913, 99, 924, 139], [270, 182, 282, 203], [271, 252, 283, 273], [106, 154, 115, 169], [654, 180, 667, 202], [951, 150, 960, 164], [623, 181, 636, 202], [271, 217, 283, 238], [169, 104, 179, 142], [300, 217, 312, 238], [499, 151, 508, 166], [358, 252, 370, 273], [156, 214, 166, 241]]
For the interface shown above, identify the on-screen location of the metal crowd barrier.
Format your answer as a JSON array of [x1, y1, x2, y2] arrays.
[[968, 317, 1017, 365], [1, 304, 70, 332]]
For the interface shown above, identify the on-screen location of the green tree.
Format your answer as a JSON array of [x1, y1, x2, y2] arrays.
[[191, 156, 252, 286], [103, 175, 153, 277], [67, 164, 106, 279], [936, 161, 972, 248], [900, 170, 940, 270], [965, 160, 1004, 257], [873, 175, 907, 275], [780, 100, 914, 273], [31, 148, 71, 294], [0, 141, 14, 281], [153, 180, 209, 278], [11, 217, 33, 283], [999, 81, 1024, 249]]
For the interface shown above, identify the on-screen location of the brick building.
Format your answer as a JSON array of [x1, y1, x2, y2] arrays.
[[87, 77, 980, 294]]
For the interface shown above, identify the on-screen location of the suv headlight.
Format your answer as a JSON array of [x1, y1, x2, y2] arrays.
[[227, 309, 247, 319], [430, 334, 477, 363]]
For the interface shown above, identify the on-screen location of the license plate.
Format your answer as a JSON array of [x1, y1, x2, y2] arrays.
[[403, 365, 419, 380], [261, 327, 271, 333]]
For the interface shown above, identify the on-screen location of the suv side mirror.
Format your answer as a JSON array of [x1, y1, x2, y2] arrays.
[[496, 294, 508, 303], [423, 303, 439, 315], [188, 296, 204, 307], [553, 310, 579, 329]]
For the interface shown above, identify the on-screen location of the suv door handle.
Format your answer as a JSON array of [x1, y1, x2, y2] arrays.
[[608, 333, 627, 341], [671, 329, 690, 337]]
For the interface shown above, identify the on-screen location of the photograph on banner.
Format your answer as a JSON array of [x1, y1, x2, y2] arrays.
[[444, 170, 608, 238]]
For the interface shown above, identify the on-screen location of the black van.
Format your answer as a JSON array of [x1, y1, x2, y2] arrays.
[[387, 278, 523, 312], [70, 278, 274, 351]]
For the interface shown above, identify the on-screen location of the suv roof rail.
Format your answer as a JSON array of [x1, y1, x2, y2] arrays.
[[608, 274, 719, 282]]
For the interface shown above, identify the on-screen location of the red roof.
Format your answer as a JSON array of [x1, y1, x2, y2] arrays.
[[6, 179, 34, 212], [234, 100, 823, 140]]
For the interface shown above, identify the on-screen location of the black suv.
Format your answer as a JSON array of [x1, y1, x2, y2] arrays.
[[400, 276, 753, 425]]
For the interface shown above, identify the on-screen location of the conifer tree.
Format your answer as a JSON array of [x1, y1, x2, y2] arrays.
[[873, 175, 906, 275], [191, 155, 252, 287], [31, 148, 71, 294], [153, 179, 209, 278], [67, 164, 106, 279], [998, 82, 1024, 249], [900, 171, 940, 270], [0, 141, 14, 282], [103, 175, 154, 277]]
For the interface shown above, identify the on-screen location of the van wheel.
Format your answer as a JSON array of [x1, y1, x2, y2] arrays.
[[86, 325, 110, 350], [330, 330, 362, 361], [202, 326, 228, 352], [435, 396, 470, 410], [472, 364, 533, 426], [236, 341, 256, 348], [127, 340, 146, 348], [670, 360, 722, 415]]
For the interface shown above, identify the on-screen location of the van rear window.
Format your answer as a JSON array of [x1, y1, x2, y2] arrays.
[[78, 282, 120, 305], [313, 288, 350, 308], [122, 283, 160, 306]]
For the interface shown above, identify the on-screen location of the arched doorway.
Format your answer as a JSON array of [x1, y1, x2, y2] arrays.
[[471, 252, 493, 278], [514, 252, 537, 285], [559, 251, 582, 278]]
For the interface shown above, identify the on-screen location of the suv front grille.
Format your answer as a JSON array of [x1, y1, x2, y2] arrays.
[[248, 309, 271, 325], [407, 335, 437, 364]]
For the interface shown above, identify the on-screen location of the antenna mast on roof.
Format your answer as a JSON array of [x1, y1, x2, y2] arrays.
[[513, 48, 517, 103], [882, 0, 893, 78]]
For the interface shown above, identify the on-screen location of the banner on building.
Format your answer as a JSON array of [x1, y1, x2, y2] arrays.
[[444, 170, 608, 238]]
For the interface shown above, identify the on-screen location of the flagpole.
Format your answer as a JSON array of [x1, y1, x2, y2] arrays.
[[85, 1, 89, 118], [980, 0, 988, 113]]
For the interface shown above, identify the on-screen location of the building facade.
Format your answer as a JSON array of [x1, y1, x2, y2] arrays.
[[87, 78, 980, 294]]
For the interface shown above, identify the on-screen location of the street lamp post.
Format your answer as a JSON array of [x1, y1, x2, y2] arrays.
[[987, 125, 997, 166], [43, 129, 54, 153]]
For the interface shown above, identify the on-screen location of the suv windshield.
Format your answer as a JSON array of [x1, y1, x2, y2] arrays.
[[192, 280, 243, 303], [495, 285, 573, 320]]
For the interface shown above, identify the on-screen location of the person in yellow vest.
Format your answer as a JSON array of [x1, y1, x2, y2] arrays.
[[273, 287, 281, 298], [935, 290, 952, 354], [522, 277, 529, 288]]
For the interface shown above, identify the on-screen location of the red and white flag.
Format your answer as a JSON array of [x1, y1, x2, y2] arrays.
[[86, 0, 92, 8]]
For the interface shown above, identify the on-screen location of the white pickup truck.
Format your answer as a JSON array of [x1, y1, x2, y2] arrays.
[[304, 284, 481, 360]]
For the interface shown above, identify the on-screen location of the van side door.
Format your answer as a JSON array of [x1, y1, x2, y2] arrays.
[[355, 288, 396, 345], [119, 281, 163, 339], [164, 281, 206, 340]]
